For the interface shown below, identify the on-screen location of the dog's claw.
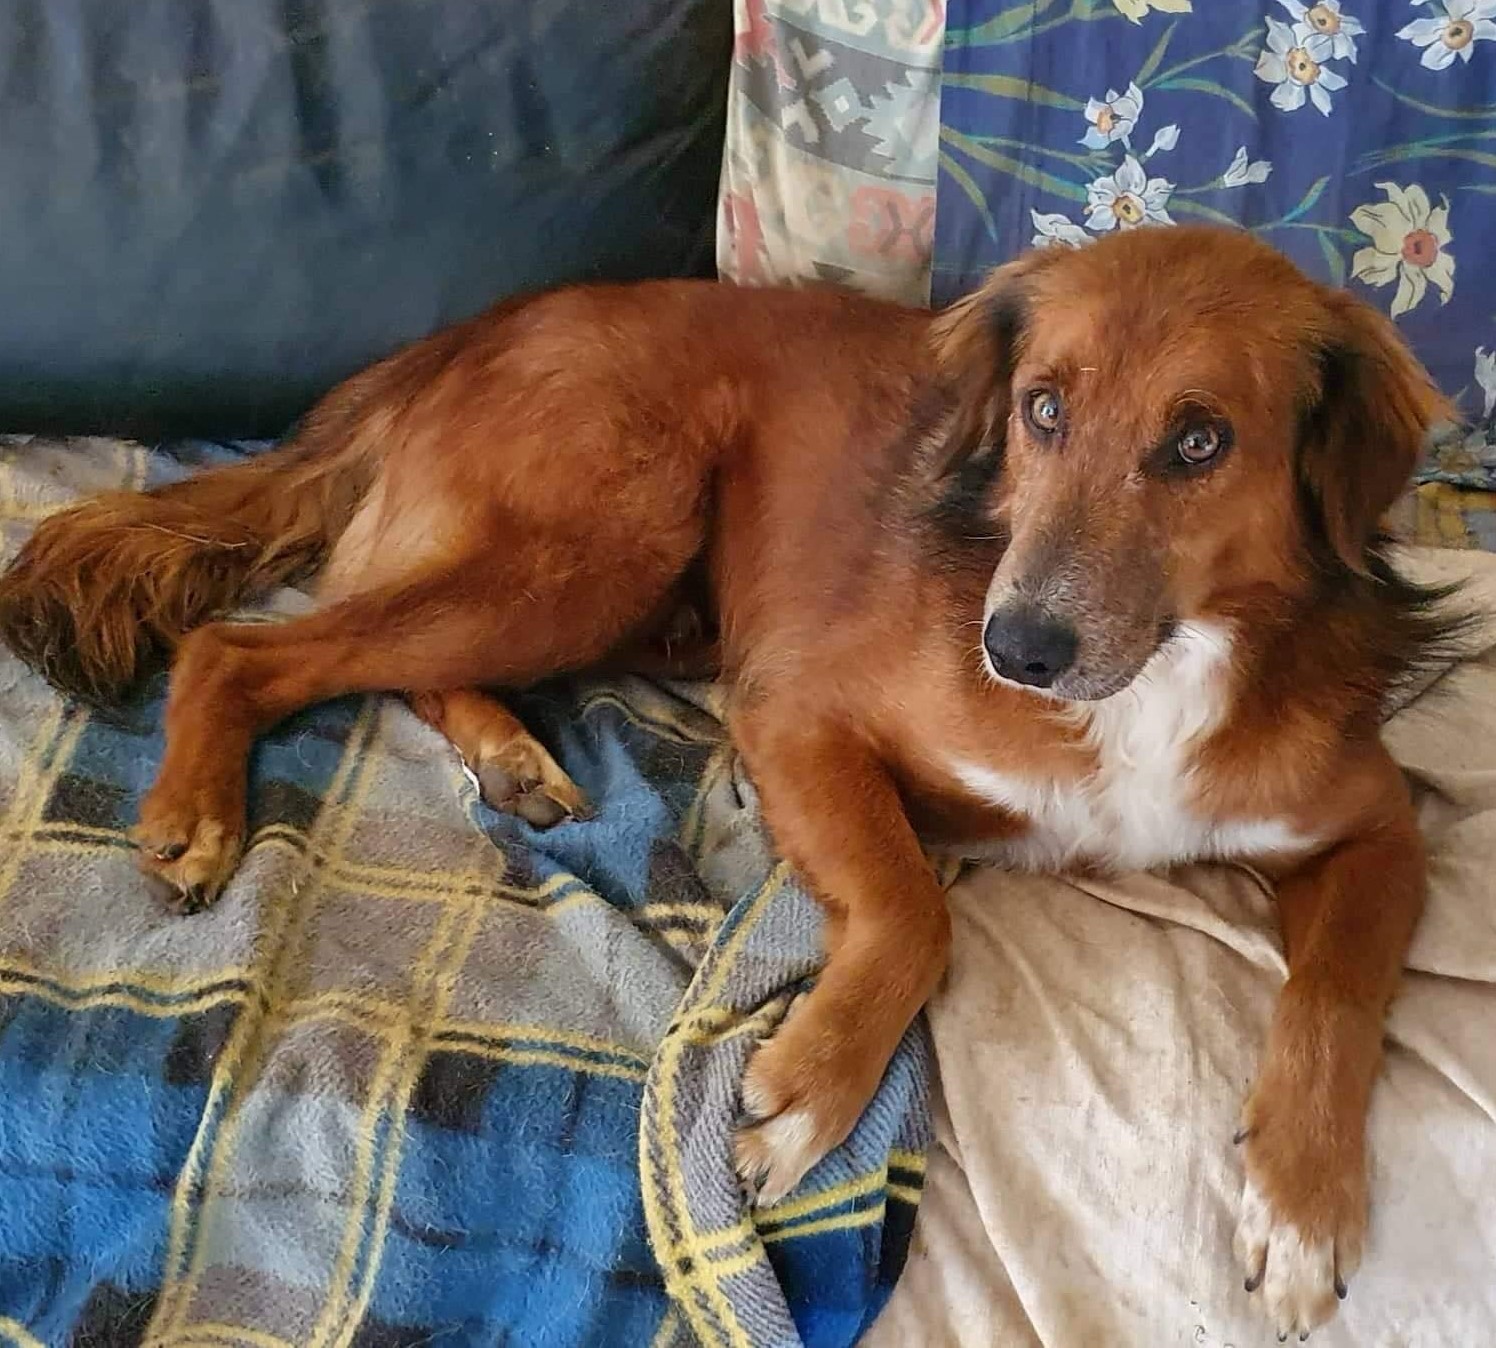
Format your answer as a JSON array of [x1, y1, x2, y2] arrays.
[[1245, 1271, 1263, 1294], [1233, 1126, 1252, 1145], [153, 878, 210, 916], [1334, 1275, 1348, 1301], [735, 1150, 765, 1204]]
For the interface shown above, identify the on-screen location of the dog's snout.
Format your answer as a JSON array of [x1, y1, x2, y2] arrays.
[[983, 605, 1078, 689]]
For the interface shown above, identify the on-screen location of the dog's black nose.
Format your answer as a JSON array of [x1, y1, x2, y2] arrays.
[[983, 606, 1077, 688]]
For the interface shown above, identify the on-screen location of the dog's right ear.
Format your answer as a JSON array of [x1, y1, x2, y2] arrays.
[[925, 265, 1032, 477]]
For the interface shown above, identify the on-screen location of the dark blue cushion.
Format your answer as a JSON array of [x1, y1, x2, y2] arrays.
[[0, 0, 730, 436]]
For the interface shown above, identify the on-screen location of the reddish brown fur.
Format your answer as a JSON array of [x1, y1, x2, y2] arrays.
[[0, 227, 1462, 1335], [0, 444, 365, 705]]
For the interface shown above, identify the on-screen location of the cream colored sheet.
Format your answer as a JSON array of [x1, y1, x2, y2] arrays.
[[869, 549, 1496, 1348]]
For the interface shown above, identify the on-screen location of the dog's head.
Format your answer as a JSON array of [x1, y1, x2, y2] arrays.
[[928, 225, 1451, 701]]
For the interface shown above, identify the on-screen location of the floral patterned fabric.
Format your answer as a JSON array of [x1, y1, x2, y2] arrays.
[[718, 0, 945, 306], [935, 0, 1496, 542]]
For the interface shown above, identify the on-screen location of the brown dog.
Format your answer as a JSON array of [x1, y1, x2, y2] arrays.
[[0, 226, 1463, 1338]]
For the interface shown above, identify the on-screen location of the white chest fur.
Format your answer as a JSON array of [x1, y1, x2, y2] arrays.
[[945, 621, 1310, 874]]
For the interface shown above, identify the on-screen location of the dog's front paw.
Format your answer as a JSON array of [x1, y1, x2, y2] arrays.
[[733, 999, 880, 1207], [1233, 1097, 1365, 1341], [1234, 1171, 1355, 1342]]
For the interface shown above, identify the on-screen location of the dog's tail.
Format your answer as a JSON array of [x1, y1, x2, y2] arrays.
[[0, 424, 373, 705]]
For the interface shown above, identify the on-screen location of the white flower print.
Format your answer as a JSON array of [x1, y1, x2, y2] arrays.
[[1255, 18, 1349, 115], [1222, 146, 1273, 187], [1350, 182, 1455, 318], [1085, 156, 1175, 232], [1397, 0, 1496, 70], [1278, 0, 1364, 62], [1030, 210, 1091, 249], [1080, 83, 1143, 150], [1475, 347, 1496, 419], [1113, 0, 1193, 24], [1144, 124, 1181, 158]]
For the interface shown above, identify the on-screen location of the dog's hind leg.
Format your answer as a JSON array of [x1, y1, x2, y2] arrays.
[[132, 551, 685, 911], [407, 687, 591, 827]]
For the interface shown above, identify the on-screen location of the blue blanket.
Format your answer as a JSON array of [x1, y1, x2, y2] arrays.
[[0, 437, 930, 1348]]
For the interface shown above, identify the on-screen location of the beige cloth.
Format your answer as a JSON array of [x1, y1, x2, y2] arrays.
[[869, 548, 1496, 1348]]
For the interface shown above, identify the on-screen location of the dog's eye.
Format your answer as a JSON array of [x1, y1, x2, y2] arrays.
[[1024, 389, 1063, 436], [1176, 424, 1225, 466]]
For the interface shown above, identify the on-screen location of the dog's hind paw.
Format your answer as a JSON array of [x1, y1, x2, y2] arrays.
[[130, 807, 243, 914], [471, 736, 592, 828]]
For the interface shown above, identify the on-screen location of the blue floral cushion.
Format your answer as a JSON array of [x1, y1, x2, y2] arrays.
[[935, 0, 1496, 501]]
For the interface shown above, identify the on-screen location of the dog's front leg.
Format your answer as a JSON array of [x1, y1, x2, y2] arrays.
[[1235, 749, 1426, 1340], [729, 709, 951, 1205]]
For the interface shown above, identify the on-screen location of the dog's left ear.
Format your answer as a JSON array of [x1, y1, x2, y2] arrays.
[[1300, 290, 1454, 574], [925, 262, 1034, 477]]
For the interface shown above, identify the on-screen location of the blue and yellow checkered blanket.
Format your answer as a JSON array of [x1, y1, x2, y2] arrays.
[[0, 437, 929, 1348]]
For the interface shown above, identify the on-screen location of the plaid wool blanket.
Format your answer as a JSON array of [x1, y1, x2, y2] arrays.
[[0, 437, 930, 1348]]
